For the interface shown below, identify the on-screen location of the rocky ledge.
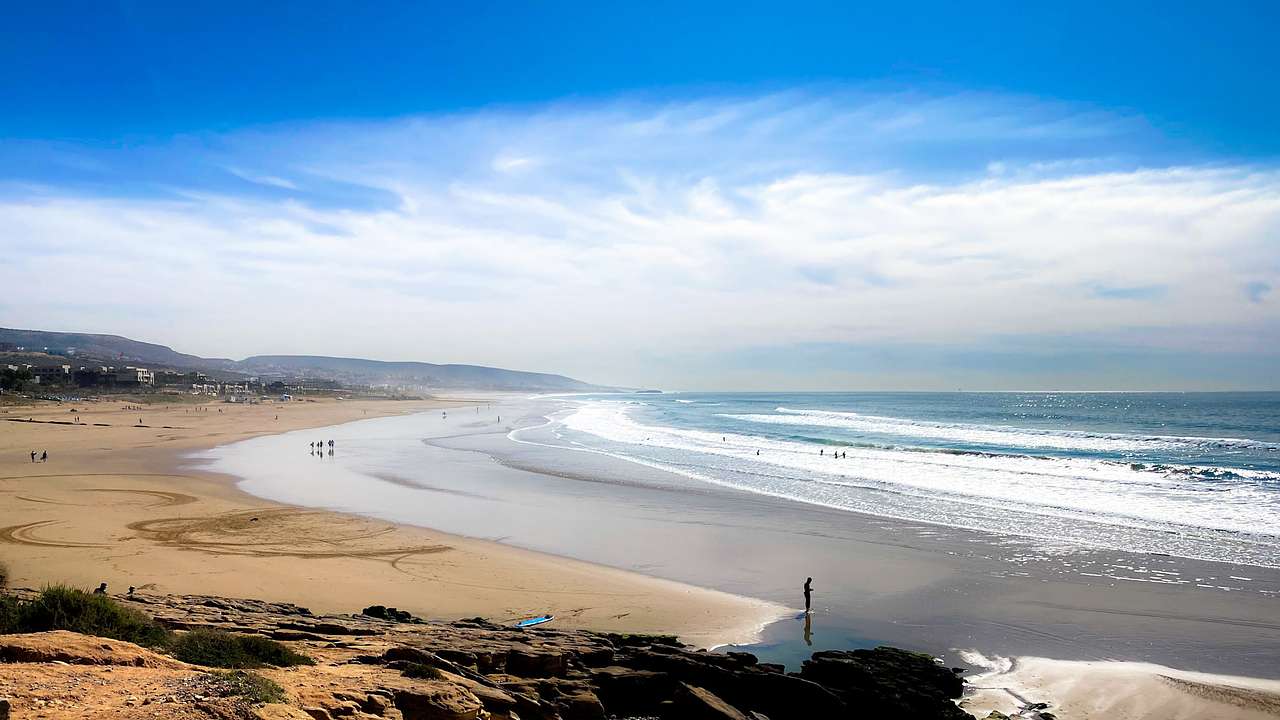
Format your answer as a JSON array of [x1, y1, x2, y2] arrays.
[[0, 590, 974, 719]]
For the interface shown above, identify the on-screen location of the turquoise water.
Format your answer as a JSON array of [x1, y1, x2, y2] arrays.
[[535, 392, 1280, 566]]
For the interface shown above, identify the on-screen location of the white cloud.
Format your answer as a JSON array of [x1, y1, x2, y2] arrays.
[[1, 91, 1277, 388], [225, 166, 299, 190]]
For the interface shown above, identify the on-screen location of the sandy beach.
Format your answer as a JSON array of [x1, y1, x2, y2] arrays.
[[5, 393, 1280, 719], [0, 396, 783, 648]]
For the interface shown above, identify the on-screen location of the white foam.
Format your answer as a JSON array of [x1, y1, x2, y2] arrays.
[[721, 407, 1280, 453], [556, 401, 1280, 566]]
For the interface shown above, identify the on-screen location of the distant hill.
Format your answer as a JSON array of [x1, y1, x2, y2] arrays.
[[239, 355, 603, 391], [0, 328, 234, 371], [0, 328, 608, 391]]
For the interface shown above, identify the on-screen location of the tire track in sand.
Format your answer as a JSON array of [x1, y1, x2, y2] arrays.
[[127, 509, 451, 564], [0, 520, 108, 549]]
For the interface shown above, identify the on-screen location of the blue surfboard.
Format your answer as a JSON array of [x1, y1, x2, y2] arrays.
[[515, 614, 554, 628]]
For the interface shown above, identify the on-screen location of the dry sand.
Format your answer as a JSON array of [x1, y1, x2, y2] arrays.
[[0, 396, 783, 647]]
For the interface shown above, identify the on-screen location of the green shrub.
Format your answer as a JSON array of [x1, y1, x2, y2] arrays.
[[401, 662, 444, 680], [5, 585, 171, 647], [207, 670, 286, 704], [234, 633, 314, 667], [172, 629, 313, 668], [0, 594, 21, 634]]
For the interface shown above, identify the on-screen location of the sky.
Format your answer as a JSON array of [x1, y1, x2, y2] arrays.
[[2, 2, 1278, 390]]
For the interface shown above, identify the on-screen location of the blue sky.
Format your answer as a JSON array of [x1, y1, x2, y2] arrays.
[[2, 2, 1278, 389], [4, 1, 1279, 154]]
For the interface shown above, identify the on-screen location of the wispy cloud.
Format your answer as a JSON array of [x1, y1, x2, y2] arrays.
[[1, 90, 1276, 389]]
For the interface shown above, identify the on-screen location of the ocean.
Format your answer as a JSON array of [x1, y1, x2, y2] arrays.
[[527, 392, 1280, 568], [200, 391, 1280, 674]]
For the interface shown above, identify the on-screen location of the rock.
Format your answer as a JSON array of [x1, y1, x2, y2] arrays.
[[0, 697, 9, 720], [435, 649, 479, 668], [0, 631, 185, 669], [441, 671, 519, 716], [280, 621, 381, 636], [254, 704, 318, 719], [675, 683, 750, 720], [559, 687, 606, 720], [798, 646, 969, 719], [391, 684, 486, 720], [385, 646, 437, 665], [590, 665, 674, 716], [602, 632, 681, 647], [575, 644, 615, 668], [0, 588, 986, 720], [983, 712, 1011, 720], [363, 605, 423, 623], [742, 670, 846, 718], [506, 648, 568, 678], [272, 629, 329, 641]]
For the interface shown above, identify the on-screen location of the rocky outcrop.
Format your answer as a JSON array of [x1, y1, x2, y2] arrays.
[[0, 590, 976, 719], [0, 630, 186, 669], [800, 647, 970, 718]]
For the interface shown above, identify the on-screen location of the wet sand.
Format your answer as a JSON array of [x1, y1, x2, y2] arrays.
[[197, 395, 1280, 717], [8, 393, 1280, 717], [962, 654, 1280, 719], [0, 396, 783, 648]]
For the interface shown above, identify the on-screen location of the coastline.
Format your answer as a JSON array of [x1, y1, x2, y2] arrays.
[[0, 396, 785, 649], [7, 393, 1280, 718]]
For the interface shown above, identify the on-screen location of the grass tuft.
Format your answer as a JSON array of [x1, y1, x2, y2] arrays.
[[172, 629, 314, 668], [0, 585, 171, 647], [400, 661, 445, 680]]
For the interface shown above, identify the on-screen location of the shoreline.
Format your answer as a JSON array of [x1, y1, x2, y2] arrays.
[[960, 653, 1280, 719], [0, 396, 786, 649], [8, 394, 1280, 718]]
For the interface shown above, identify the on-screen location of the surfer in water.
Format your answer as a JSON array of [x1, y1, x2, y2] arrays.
[[803, 577, 813, 613]]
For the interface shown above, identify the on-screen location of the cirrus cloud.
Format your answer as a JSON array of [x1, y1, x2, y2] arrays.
[[1, 91, 1277, 389]]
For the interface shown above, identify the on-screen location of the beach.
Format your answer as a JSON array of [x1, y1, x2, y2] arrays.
[[4, 391, 1280, 718], [195, 391, 1280, 718], [0, 396, 783, 649]]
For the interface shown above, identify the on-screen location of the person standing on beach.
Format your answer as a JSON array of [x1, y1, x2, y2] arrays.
[[40, 450, 47, 462], [30, 450, 36, 463], [803, 577, 813, 612]]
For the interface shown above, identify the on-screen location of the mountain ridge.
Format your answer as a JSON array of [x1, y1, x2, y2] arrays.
[[0, 327, 608, 391]]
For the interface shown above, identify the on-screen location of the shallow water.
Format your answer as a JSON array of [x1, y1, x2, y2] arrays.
[[196, 393, 1280, 675], [541, 392, 1280, 568]]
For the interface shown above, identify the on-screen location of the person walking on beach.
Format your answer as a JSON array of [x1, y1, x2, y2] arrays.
[[40, 450, 47, 463], [30, 450, 36, 463], [803, 577, 813, 613]]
